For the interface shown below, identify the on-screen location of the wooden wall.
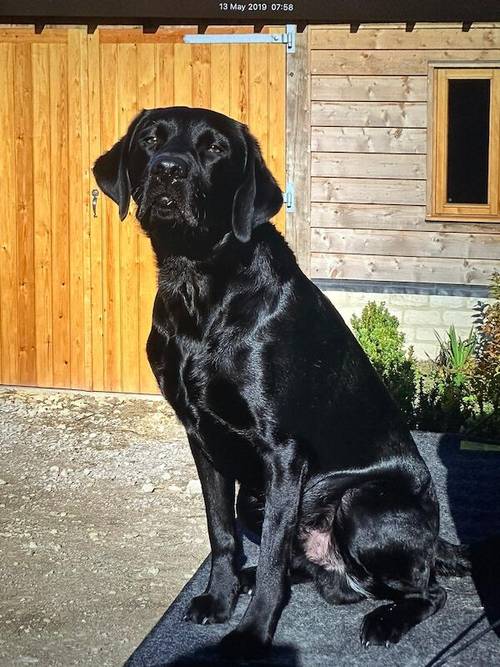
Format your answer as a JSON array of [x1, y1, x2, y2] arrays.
[[308, 24, 500, 284], [0, 26, 286, 392]]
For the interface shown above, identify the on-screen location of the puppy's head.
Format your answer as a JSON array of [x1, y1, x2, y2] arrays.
[[92, 107, 283, 244]]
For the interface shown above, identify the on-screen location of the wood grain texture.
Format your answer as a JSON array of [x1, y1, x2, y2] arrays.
[[286, 28, 311, 273], [312, 177, 426, 205], [310, 26, 500, 50], [14, 43, 36, 385], [312, 101, 426, 128], [311, 127, 427, 153], [310, 203, 500, 235], [312, 153, 426, 179], [0, 43, 19, 384], [311, 75, 427, 102], [49, 43, 71, 387], [311, 228, 500, 260], [32, 43, 54, 387], [312, 50, 498, 76], [311, 253, 497, 285]]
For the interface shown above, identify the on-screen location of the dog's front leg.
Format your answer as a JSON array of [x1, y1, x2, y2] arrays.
[[221, 438, 307, 654], [184, 437, 239, 625]]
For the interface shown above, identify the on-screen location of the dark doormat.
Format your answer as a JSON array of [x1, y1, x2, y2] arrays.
[[125, 432, 500, 666]]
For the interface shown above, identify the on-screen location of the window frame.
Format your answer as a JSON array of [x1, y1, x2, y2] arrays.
[[427, 62, 500, 223]]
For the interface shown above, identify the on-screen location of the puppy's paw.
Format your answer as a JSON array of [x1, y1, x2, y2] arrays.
[[219, 628, 270, 658], [360, 604, 406, 647], [184, 593, 235, 625], [238, 567, 256, 595]]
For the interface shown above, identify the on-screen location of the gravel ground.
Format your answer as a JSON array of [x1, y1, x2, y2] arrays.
[[0, 387, 209, 667]]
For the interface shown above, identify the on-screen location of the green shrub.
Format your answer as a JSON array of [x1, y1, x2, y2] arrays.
[[414, 327, 476, 433], [351, 301, 417, 424]]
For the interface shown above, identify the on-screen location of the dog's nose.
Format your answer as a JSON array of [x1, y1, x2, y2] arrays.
[[151, 156, 189, 180]]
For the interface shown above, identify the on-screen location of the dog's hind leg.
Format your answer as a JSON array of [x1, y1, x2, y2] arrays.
[[315, 567, 364, 605], [360, 574, 447, 647]]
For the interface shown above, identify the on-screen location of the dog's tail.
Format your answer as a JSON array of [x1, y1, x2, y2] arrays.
[[436, 537, 471, 577]]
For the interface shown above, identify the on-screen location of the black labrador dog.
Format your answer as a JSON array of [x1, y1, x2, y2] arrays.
[[93, 107, 468, 654]]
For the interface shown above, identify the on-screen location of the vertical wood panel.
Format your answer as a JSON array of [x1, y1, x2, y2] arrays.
[[67, 29, 87, 388], [173, 44, 192, 106], [0, 43, 19, 384], [267, 37, 286, 234], [88, 32, 105, 390], [32, 43, 53, 387], [155, 43, 174, 108], [210, 44, 230, 115], [118, 42, 140, 393], [49, 43, 71, 387], [137, 43, 158, 394], [14, 43, 36, 385], [100, 43, 122, 391], [230, 44, 249, 124], [192, 44, 211, 108]]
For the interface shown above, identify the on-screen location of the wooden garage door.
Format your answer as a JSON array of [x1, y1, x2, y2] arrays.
[[0, 26, 286, 393]]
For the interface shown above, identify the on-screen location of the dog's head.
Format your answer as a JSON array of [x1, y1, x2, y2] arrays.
[[92, 107, 283, 244]]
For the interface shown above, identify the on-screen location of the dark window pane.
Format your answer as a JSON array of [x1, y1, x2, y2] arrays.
[[447, 79, 490, 205]]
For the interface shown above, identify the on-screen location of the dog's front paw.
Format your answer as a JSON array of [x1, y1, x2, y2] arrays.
[[360, 604, 407, 647], [219, 628, 270, 658], [184, 593, 235, 625]]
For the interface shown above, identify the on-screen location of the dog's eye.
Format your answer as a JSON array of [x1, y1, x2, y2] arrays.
[[143, 136, 158, 147], [207, 143, 223, 154]]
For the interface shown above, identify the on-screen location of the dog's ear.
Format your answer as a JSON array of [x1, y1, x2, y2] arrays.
[[92, 110, 146, 221], [231, 131, 283, 243]]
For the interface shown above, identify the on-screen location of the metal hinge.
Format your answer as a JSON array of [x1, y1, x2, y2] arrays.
[[184, 24, 296, 53], [283, 182, 295, 213]]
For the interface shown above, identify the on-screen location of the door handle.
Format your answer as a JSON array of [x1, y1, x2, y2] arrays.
[[91, 188, 99, 217]]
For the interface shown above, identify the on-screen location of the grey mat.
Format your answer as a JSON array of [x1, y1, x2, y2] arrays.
[[126, 433, 500, 666]]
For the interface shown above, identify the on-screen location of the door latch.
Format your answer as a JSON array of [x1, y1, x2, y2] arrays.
[[91, 188, 99, 217]]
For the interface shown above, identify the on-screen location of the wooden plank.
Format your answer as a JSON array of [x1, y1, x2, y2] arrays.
[[67, 29, 87, 389], [0, 43, 19, 384], [248, 43, 269, 162], [267, 38, 286, 234], [210, 44, 231, 116], [311, 228, 500, 260], [49, 43, 71, 387], [155, 43, 174, 108], [310, 253, 497, 285], [98, 27, 197, 43], [310, 27, 500, 50], [311, 50, 498, 76], [311, 127, 427, 153], [229, 43, 249, 124], [100, 43, 122, 391], [312, 152, 426, 179], [88, 31, 105, 391], [14, 43, 36, 385], [173, 44, 192, 106], [137, 43, 159, 395], [191, 44, 211, 108], [310, 203, 500, 234], [117, 43, 140, 393], [286, 28, 311, 274], [312, 177, 426, 205], [78, 31, 92, 390], [312, 101, 427, 128], [311, 76, 427, 102], [32, 43, 53, 388], [0, 28, 67, 43]]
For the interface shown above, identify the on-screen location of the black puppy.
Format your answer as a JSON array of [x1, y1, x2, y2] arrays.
[[93, 107, 468, 653]]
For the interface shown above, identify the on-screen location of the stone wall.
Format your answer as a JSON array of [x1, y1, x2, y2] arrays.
[[324, 290, 491, 359]]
